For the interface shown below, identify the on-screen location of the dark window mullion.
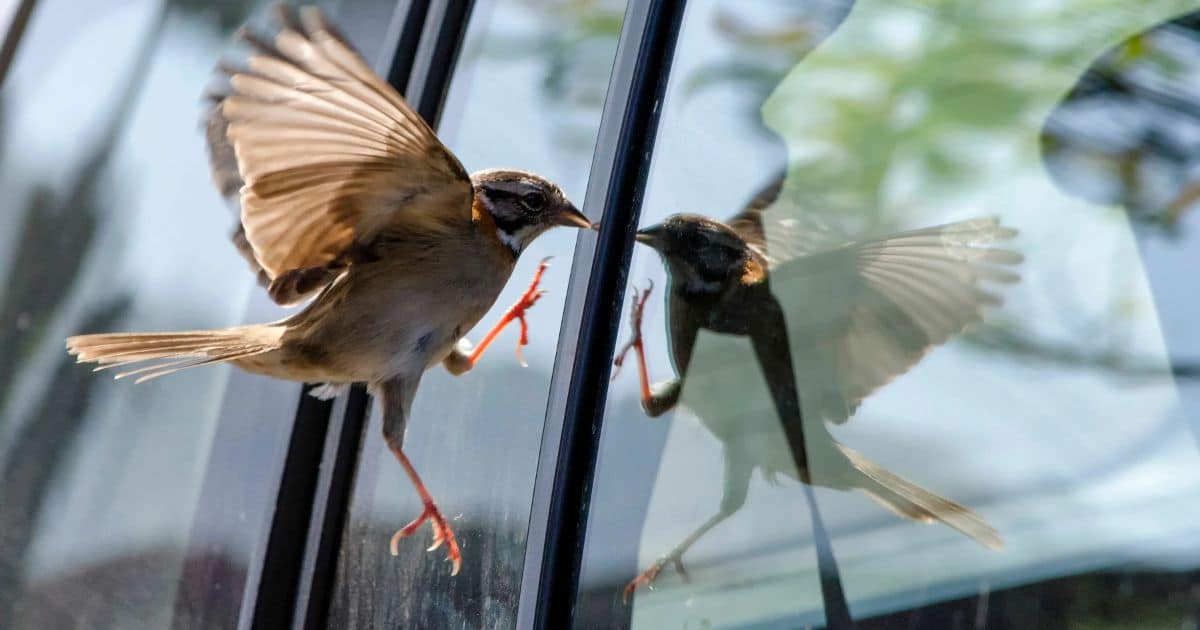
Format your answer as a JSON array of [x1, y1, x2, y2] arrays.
[[404, 0, 476, 128], [243, 2, 439, 629], [278, 2, 477, 629], [283, 0, 433, 624], [518, 1, 688, 628], [0, 0, 36, 85]]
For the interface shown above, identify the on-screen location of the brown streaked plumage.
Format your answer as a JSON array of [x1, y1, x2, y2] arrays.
[[66, 4, 594, 576], [615, 175, 1020, 596]]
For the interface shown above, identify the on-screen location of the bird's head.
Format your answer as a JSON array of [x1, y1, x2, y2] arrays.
[[635, 214, 757, 294], [472, 168, 594, 256]]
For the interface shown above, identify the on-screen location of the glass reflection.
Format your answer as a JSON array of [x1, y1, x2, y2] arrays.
[[0, 1, 294, 628], [326, 1, 626, 628], [618, 194, 1018, 589], [582, 0, 1200, 628]]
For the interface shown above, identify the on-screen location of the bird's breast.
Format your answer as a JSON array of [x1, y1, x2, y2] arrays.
[[283, 231, 515, 381]]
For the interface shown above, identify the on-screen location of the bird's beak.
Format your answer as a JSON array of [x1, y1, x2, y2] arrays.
[[635, 224, 664, 247], [553, 202, 596, 229]]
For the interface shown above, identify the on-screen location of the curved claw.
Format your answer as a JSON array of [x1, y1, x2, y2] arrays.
[[611, 282, 655, 404], [673, 556, 690, 583], [464, 258, 554, 369], [390, 502, 463, 576], [623, 557, 667, 603]]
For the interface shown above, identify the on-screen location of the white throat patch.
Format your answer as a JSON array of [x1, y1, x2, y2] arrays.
[[498, 226, 535, 255]]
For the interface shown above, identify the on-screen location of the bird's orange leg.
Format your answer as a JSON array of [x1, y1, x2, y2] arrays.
[[612, 281, 654, 405], [464, 257, 552, 368], [387, 443, 462, 576]]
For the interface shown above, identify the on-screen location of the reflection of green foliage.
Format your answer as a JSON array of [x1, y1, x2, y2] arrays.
[[748, 1, 1200, 380], [473, 0, 625, 154], [683, 4, 851, 137], [767, 16, 1053, 227]]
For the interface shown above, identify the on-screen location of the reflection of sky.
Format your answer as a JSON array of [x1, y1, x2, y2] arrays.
[[575, 0, 1200, 627], [0, 0, 263, 589], [356, 1, 617, 522], [329, 3, 624, 624]]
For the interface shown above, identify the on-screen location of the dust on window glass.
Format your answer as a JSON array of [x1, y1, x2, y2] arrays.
[[326, 1, 627, 628]]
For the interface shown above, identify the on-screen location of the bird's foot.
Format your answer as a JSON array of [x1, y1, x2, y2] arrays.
[[623, 551, 688, 602], [467, 257, 552, 368], [506, 257, 551, 366], [612, 282, 655, 410], [390, 499, 462, 576]]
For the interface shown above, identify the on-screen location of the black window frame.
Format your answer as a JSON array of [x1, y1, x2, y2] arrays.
[[9, 1, 1199, 628], [228, 1, 696, 629]]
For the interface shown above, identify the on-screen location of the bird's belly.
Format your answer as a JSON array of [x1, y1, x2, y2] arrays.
[[285, 259, 508, 382]]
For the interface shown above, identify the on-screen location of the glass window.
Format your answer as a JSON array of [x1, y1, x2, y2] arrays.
[[0, 1, 350, 628], [326, 1, 627, 627], [578, 0, 1200, 628]]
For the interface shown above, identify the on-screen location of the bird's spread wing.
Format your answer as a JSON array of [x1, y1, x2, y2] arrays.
[[213, 5, 473, 285], [770, 217, 1021, 424], [724, 173, 782, 255], [725, 173, 846, 268]]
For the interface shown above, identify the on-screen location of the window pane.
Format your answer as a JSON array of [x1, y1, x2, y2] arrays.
[[578, 1, 1200, 628], [0, 1, 343, 628], [327, 1, 626, 627]]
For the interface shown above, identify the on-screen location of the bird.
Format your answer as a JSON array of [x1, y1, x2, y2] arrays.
[[613, 175, 1020, 596], [64, 4, 595, 576]]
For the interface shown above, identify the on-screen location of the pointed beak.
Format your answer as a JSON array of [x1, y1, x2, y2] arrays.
[[552, 202, 595, 229], [635, 224, 664, 247]]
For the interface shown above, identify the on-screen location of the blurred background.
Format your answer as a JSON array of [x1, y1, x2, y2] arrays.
[[5, 0, 1200, 628], [0, 1, 298, 627], [578, 0, 1200, 628]]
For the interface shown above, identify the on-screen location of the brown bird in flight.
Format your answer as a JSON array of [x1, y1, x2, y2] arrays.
[[65, 4, 594, 575], [614, 176, 1018, 596]]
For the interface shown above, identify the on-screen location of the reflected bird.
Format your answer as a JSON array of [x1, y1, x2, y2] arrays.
[[615, 177, 1019, 594], [64, 5, 594, 575]]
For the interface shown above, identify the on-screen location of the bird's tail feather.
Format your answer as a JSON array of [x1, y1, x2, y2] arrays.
[[837, 443, 1004, 550], [66, 325, 285, 383]]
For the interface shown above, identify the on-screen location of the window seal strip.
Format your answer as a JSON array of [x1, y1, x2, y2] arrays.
[[249, 0, 435, 624], [517, 1, 688, 628], [273, 2, 478, 629]]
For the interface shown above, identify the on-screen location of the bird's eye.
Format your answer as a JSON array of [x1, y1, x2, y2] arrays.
[[521, 191, 546, 212]]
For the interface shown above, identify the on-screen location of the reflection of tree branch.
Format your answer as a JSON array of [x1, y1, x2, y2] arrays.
[[0, 3, 173, 622], [167, 0, 255, 33], [1043, 10, 1200, 230], [0, 299, 131, 628], [0, 0, 36, 86], [964, 326, 1200, 379], [0, 3, 169, 422]]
